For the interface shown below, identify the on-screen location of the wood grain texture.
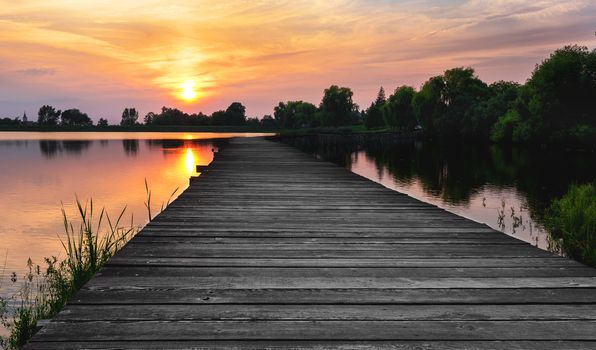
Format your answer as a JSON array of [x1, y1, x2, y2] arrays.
[[26, 137, 596, 349]]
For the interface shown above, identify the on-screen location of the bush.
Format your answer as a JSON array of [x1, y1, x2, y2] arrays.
[[547, 183, 596, 267]]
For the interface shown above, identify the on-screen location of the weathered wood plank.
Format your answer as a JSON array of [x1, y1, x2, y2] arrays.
[[71, 287, 596, 305], [31, 320, 596, 341], [24, 340, 596, 350], [106, 257, 582, 268], [84, 276, 596, 289], [91, 266, 596, 279], [55, 304, 596, 321]]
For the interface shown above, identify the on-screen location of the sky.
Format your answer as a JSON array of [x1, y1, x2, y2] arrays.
[[0, 0, 595, 122]]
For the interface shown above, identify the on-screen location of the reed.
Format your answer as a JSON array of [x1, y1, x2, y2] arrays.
[[1, 180, 182, 348], [0, 198, 138, 349]]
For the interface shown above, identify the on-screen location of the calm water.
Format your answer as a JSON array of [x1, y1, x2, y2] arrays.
[[0, 132, 270, 303], [281, 135, 596, 253]]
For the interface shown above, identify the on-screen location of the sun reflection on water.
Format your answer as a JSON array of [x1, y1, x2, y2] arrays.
[[184, 147, 197, 175]]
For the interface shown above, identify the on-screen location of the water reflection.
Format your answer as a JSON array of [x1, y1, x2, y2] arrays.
[[281, 135, 596, 250], [122, 139, 139, 156], [184, 148, 198, 174], [39, 140, 93, 158]]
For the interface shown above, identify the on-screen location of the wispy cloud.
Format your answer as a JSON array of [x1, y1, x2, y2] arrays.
[[16, 67, 55, 76]]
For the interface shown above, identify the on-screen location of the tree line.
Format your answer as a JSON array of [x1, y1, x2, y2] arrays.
[[275, 45, 596, 147], [1, 45, 593, 147], [0, 102, 275, 128]]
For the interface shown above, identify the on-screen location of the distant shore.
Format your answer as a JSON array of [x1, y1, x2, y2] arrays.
[[0, 125, 275, 133], [0, 124, 384, 135]]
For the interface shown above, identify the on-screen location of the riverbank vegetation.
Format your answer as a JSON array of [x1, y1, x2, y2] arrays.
[[547, 183, 596, 267]]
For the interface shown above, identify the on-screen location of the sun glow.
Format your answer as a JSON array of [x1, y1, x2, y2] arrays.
[[179, 80, 199, 102]]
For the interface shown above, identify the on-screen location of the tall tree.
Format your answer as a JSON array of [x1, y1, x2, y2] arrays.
[[365, 87, 388, 129], [375, 87, 386, 105], [318, 85, 356, 127], [382, 86, 417, 131], [412, 68, 488, 136], [521, 45, 596, 143], [37, 105, 61, 126], [441, 67, 489, 136], [224, 102, 247, 125], [60, 109, 92, 126], [120, 108, 139, 126], [274, 101, 317, 129]]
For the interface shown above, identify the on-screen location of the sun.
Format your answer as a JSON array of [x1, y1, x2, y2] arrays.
[[179, 80, 198, 102]]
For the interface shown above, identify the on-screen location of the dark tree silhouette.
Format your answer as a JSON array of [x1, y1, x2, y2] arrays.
[[60, 109, 92, 126], [318, 85, 357, 127], [225, 102, 247, 125], [120, 108, 139, 126], [364, 87, 386, 129], [97, 118, 109, 127], [38, 105, 61, 126], [382, 86, 417, 131], [274, 101, 317, 129]]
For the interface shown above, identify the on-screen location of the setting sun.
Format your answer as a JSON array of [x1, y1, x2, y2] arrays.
[[179, 80, 199, 102]]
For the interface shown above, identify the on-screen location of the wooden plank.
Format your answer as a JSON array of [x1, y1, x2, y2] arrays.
[[113, 247, 554, 258], [70, 287, 596, 305], [31, 320, 596, 341], [84, 276, 596, 289], [106, 257, 582, 268], [55, 304, 596, 321], [128, 237, 525, 245], [24, 340, 596, 350], [91, 266, 596, 279], [140, 226, 499, 234]]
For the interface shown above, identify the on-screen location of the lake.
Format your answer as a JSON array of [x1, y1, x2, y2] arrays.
[[1, 132, 595, 303]]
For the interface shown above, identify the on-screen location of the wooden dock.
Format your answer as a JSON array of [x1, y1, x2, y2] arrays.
[[28, 137, 596, 349]]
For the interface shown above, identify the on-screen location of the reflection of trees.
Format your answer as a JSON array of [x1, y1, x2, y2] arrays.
[[145, 139, 186, 149], [39, 140, 60, 158], [122, 139, 139, 156], [282, 135, 596, 227], [144, 139, 229, 154], [62, 141, 91, 155], [39, 140, 92, 158], [361, 142, 495, 204], [279, 135, 358, 168]]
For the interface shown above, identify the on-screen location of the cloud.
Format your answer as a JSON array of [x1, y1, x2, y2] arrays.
[[16, 67, 56, 76]]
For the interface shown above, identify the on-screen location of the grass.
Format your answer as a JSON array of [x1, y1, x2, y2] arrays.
[[547, 183, 596, 267], [0, 181, 177, 349], [0, 198, 138, 349]]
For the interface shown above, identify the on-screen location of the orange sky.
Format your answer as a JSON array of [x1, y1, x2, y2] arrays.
[[1, 0, 595, 122]]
